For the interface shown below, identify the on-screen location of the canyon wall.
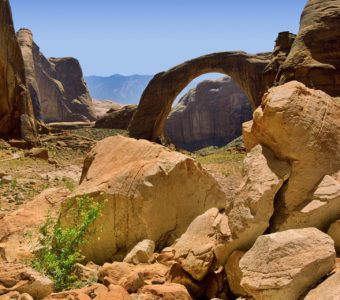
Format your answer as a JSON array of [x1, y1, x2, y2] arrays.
[[165, 77, 252, 151], [0, 0, 37, 143], [17, 28, 96, 123]]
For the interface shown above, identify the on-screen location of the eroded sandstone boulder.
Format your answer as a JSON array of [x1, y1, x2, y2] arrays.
[[17, 28, 96, 123], [65, 135, 226, 264], [246, 81, 340, 232], [214, 144, 290, 264], [239, 228, 336, 300], [123, 239, 155, 265], [271, 172, 340, 233], [0, 263, 53, 300], [164, 77, 252, 151], [0, 0, 38, 143], [160, 208, 231, 281], [98, 261, 169, 293]]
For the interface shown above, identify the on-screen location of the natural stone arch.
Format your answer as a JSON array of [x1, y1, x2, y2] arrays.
[[128, 51, 271, 141]]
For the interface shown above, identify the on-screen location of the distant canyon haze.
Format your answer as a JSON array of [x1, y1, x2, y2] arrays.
[[85, 73, 225, 105]]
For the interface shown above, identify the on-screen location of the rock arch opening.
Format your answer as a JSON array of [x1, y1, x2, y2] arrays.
[[164, 73, 253, 151], [128, 51, 271, 142]]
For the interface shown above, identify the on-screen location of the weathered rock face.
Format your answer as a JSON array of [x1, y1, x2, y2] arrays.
[[0, 1, 38, 143], [17, 28, 97, 123], [239, 228, 336, 300], [94, 105, 137, 129], [65, 135, 226, 264], [276, 0, 340, 97], [262, 31, 296, 93], [210, 144, 291, 265], [164, 77, 252, 151], [226, 144, 290, 251], [128, 51, 271, 141], [246, 81, 340, 233]]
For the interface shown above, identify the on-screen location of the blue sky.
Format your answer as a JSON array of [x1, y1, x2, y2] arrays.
[[11, 0, 307, 76]]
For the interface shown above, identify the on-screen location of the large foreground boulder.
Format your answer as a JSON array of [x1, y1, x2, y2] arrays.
[[239, 228, 336, 300], [66, 135, 226, 264], [246, 81, 340, 232]]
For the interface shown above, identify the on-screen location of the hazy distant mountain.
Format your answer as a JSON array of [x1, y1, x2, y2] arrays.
[[85, 73, 226, 105], [85, 74, 153, 104]]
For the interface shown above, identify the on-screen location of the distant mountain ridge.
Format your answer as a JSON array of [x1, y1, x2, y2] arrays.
[[85, 73, 222, 105], [85, 74, 153, 104]]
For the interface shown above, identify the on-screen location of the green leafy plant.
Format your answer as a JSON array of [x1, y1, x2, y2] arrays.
[[31, 195, 105, 291]]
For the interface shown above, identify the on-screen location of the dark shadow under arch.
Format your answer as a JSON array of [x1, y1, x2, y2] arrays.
[[128, 51, 271, 141]]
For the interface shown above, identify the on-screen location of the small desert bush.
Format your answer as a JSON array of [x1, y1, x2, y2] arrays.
[[31, 195, 105, 291]]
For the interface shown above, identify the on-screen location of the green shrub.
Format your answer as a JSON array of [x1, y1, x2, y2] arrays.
[[31, 194, 105, 291]]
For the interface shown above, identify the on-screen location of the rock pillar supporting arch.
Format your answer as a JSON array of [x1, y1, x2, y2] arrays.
[[128, 51, 271, 141]]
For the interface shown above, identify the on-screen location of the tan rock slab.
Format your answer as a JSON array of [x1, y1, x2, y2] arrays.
[[271, 174, 340, 233], [251, 81, 340, 227], [240, 228, 336, 300]]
